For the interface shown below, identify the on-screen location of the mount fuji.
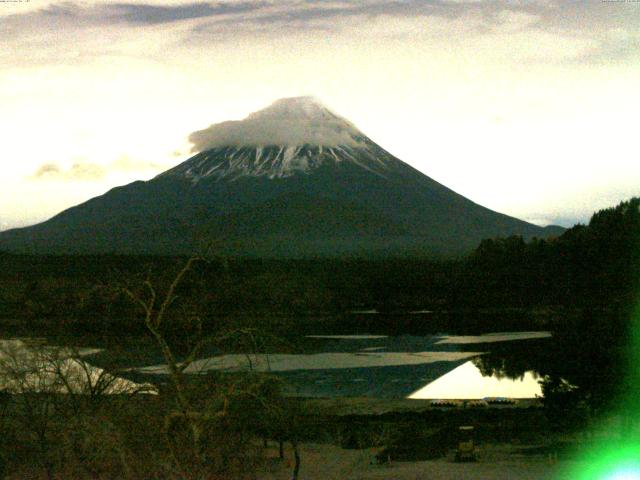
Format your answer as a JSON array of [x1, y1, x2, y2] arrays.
[[0, 97, 563, 256]]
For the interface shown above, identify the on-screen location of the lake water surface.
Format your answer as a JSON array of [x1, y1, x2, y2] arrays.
[[0, 332, 549, 400], [134, 331, 549, 399]]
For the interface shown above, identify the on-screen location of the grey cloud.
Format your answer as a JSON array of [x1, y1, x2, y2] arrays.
[[187, 96, 364, 151], [1, 1, 271, 37], [6, 0, 556, 32], [188, 0, 558, 39], [194, 1, 440, 29], [103, 1, 268, 25], [31, 157, 162, 182], [578, 31, 640, 64], [0, 1, 273, 67], [186, 0, 640, 53], [33, 164, 63, 178], [32, 162, 106, 181], [6, 0, 632, 31], [188, 1, 463, 39], [4, 0, 639, 66], [67, 163, 107, 180]]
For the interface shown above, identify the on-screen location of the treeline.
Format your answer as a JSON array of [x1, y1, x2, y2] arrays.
[[474, 198, 640, 430], [1, 198, 638, 337], [0, 252, 464, 336], [469, 197, 640, 310]]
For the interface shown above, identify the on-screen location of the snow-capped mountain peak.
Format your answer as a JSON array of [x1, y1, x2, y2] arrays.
[[248, 96, 335, 121], [161, 97, 396, 182]]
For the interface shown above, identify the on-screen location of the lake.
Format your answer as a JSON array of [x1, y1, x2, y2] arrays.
[[0, 332, 550, 400], [135, 331, 550, 400]]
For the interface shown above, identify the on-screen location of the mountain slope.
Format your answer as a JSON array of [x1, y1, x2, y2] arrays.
[[0, 97, 563, 257]]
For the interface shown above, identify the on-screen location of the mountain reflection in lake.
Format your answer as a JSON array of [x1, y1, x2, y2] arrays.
[[408, 360, 542, 399], [134, 332, 550, 400]]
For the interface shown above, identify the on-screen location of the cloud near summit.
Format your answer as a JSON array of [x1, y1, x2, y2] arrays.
[[188, 98, 363, 150]]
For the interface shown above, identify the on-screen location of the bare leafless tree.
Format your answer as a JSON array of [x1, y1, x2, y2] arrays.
[[0, 339, 155, 478], [120, 256, 304, 479], [120, 257, 219, 477]]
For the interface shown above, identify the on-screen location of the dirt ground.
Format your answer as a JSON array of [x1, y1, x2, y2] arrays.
[[261, 442, 580, 480]]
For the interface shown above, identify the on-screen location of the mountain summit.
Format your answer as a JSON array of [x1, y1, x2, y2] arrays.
[[0, 97, 563, 256], [162, 97, 389, 181]]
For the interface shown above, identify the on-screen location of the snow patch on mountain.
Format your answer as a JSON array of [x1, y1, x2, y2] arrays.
[[158, 96, 402, 182], [160, 143, 394, 182], [188, 96, 366, 151]]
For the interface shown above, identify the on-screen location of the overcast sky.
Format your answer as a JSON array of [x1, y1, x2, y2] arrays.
[[1, 0, 639, 230]]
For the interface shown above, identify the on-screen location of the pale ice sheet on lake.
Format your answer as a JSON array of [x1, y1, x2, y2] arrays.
[[305, 335, 388, 340], [435, 332, 551, 345], [137, 351, 483, 374], [408, 361, 542, 400], [0, 339, 157, 395]]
